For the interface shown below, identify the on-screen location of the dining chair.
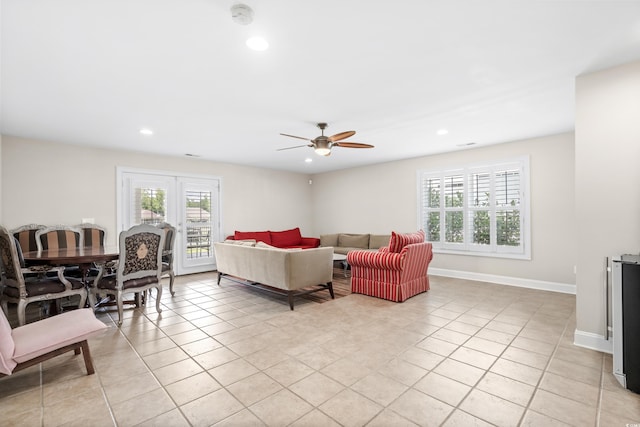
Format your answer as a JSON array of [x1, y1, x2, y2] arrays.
[[10, 224, 46, 279], [75, 223, 110, 280], [11, 224, 46, 255], [0, 226, 87, 326], [76, 223, 106, 248], [156, 222, 176, 296], [35, 225, 84, 279], [88, 224, 164, 326], [35, 225, 84, 252], [0, 307, 107, 377]]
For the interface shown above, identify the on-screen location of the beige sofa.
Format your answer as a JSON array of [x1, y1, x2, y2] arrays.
[[320, 233, 391, 255], [213, 241, 334, 309]]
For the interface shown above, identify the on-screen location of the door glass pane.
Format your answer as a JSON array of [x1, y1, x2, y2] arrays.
[[134, 188, 167, 225], [185, 190, 212, 259]]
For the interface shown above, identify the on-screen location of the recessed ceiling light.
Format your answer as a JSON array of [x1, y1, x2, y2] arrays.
[[139, 128, 153, 136], [305, 158, 313, 163], [436, 129, 449, 136], [246, 37, 269, 51]]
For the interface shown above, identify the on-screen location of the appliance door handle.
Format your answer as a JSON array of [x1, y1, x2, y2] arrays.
[[605, 256, 610, 340]]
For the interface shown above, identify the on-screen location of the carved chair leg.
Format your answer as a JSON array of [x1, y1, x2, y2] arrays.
[[155, 285, 163, 315], [116, 293, 124, 327]]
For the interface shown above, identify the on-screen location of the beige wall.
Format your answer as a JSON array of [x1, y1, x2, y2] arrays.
[[311, 133, 576, 285], [575, 60, 640, 340], [1, 136, 314, 245]]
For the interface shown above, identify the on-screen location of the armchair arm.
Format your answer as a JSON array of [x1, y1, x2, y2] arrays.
[[300, 237, 320, 248], [347, 250, 403, 270], [22, 265, 60, 274], [22, 265, 74, 291]]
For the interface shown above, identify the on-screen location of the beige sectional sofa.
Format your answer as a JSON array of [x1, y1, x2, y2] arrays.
[[320, 233, 391, 255], [213, 241, 334, 309]]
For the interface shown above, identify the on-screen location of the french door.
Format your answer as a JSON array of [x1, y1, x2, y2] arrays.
[[117, 168, 221, 275]]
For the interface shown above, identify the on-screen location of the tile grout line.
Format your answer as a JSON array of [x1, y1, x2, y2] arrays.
[[595, 353, 606, 427], [515, 307, 574, 426], [435, 295, 528, 426]]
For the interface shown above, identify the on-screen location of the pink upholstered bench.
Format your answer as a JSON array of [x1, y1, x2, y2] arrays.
[[0, 308, 108, 376]]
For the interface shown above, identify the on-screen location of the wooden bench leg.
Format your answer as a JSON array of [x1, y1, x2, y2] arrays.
[[80, 340, 96, 375]]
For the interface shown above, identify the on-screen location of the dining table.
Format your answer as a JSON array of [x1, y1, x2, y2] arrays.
[[23, 246, 121, 310], [22, 246, 119, 285]]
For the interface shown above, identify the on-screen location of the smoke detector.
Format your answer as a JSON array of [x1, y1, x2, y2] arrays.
[[230, 4, 254, 25]]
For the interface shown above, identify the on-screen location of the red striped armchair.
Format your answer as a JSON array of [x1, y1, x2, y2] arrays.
[[347, 232, 433, 302]]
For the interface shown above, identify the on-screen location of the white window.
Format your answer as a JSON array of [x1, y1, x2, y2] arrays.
[[418, 157, 530, 259]]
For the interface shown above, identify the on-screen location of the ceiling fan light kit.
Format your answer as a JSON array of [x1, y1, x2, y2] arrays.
[[314, 140, 331, 156], [230, 4, 254, 25], [278, 122, 374, 157]]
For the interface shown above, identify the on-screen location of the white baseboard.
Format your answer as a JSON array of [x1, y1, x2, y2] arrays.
[[574, 329, 613, 354], [429, 267, 576, 295]]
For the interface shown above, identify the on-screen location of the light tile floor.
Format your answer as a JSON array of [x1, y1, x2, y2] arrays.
[[2, 273, 639, 426]]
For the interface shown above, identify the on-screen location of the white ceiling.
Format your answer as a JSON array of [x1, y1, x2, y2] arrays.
[[2, 1, 640, 174]]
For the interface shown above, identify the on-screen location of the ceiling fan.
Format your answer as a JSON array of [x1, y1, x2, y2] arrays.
[[278, 123, 374, 156]]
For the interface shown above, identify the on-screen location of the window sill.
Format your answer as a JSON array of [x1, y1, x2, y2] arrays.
[[432, 247, 531, 261]]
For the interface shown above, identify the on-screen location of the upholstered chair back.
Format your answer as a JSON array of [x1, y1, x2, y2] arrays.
[[155, 222, 176, 295], [76, 224, 106, 248], [11, 224, 45, 253], [118, 224, 164, 283], [0, 226, 25, 290], [156, 223, 175, 264], [36, 226, 83, 252]]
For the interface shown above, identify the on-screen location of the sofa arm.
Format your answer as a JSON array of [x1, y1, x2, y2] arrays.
[[300, 237, 320, 248], [347, 249, 403, 270]]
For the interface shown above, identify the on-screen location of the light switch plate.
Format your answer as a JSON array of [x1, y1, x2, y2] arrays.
[[81, 218, 95, 224]]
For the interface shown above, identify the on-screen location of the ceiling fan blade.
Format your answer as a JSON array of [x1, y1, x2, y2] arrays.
[[328, 131, 355, 142], [277, 144, 313, 151], [333, 142, 374, 149], [280, 133, 313, 142]]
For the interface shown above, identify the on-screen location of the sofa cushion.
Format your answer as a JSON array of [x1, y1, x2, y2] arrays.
[[369, 234, 391, 249], [338, 234, 369, 249], [288, 244, 317, 250], [234, 231, 271, 245], [224, 239, 256, 247], [320, 234, 339, 247], [389, 230, 425, 253], [270, 228, 302, 248], [255, 241, 277, 249], [255, 241, 302, 252]]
